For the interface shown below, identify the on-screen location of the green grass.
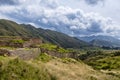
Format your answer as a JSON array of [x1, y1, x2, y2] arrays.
[[40, 44, 57, 51], [0, 56, 56, 80], [10, 39, 25, 44], [40, 43, 72, 54], [57, 48, 70, 53], [36, 53, 53, 62], [0, 47, 16, 50], [61, 58, 77, 64], [0, 54, 120, 80], [89, 56, 120, 70], [79, 50, 120, 70]]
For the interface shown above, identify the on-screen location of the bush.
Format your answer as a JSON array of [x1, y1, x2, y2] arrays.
[[58, 48, 70, 53], [79, 50, 103, 60], [113, 51, 120, 56], [40, 44, 57, 51], [40, 43, 71, 54], [61, 58, 77, 64], [36, 53, 53, 62]]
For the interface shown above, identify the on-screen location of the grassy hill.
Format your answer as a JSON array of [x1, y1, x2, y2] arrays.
[[0, 43, 119, 80], [0, 55, 119, 80], [0, 19, 89, 48]]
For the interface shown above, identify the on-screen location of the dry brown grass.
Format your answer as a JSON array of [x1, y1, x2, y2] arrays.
[[44, 59, 120, 80], [1, 55, 119, 80]]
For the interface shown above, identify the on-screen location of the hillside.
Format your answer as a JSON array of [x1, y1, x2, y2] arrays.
[[0, 19, 29, 37], [79, 50, 120, 79], [0, 55, 119, 80], [0, 19, 89, 48], [0, 39, 119, 80], [0, 42, 120, 80], [21, 24, 89, 48]]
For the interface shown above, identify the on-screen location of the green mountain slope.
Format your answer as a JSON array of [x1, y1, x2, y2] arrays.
[[0, 19, 29, 36], [0, 19, 89, 48]]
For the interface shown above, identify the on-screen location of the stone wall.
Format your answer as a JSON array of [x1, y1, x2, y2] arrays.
[[40, 48, 78, 59], [11, 48, 41, 60], [0, 48, 78, 60]]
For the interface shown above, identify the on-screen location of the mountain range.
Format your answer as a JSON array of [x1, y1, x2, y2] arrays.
[[79, 35, 120, 48], [0, 19, 89, 49]]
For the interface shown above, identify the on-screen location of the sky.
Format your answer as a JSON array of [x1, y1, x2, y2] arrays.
[[0, 0, 120, 38]]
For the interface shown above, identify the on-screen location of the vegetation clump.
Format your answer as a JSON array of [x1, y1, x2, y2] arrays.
[[10, 39, 25, 44], [79, 50, 120, 70], [40, 43, 72, 54], [0, 49, 11, 56], [113, 51, 120, 56], [0, 57, 56, 80], [61, 58, 77, 64], [40, 44, 57, 51], [79, 50, 104, 60], [36, 53, 53, 62]]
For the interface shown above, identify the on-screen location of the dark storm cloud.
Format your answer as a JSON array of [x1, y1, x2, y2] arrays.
[[87, 21, 103, 32], [0, 0, 20, 5]]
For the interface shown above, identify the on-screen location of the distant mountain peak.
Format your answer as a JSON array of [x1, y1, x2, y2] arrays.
[[79, 35, 120, 48]]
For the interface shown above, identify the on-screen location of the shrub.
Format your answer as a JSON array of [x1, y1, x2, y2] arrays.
[[61, 58, 77, 64], [113, 51, 120, 56], [40, 43, 71, 54], [40, 44, 57, 51], [36, 53, 53, 62], [79, 50, 103, 60], [58, 48, 70, 53]]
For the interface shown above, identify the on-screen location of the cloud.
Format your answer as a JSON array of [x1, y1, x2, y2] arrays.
[[0, 0, 21, 5], [84, 0, 105, 5], [40, 0, 58, 8], [0, 0, 119, 38]]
